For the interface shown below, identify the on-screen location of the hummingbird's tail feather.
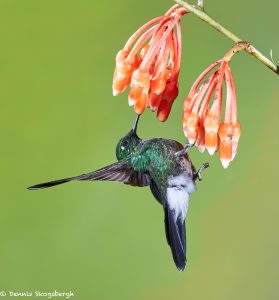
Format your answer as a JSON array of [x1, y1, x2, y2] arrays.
[[151, 174, 189, 271], [28, 162, 150, 190], [164, 174, 192, 271], [165, 206, 187, 272]]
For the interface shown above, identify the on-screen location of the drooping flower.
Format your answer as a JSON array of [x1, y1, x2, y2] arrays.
[[113, 5, 187, 121], [182, 52, 241, 168]]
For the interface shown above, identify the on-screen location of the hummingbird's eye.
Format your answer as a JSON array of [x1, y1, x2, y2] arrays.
[[121, 141, 129, 149]]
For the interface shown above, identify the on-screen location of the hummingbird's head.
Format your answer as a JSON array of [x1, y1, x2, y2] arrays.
[[116, 115, 141, 160]]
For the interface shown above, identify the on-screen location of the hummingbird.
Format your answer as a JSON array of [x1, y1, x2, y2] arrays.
[[28, 115, 209, 271]]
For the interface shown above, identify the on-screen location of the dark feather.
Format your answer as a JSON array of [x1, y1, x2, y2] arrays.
[[150, 180, 171, 245], [28, 162, 150, 190], [150, 179, 163, 204], [27, 177, 74, 190], [164, 207, 171, 246], [165, 205, 186, 271]]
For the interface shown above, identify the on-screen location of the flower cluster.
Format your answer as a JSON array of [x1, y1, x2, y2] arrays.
[[113, 5, 186, 121], [182, 58, 241, 168]]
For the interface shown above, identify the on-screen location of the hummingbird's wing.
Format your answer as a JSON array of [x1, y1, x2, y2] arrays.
[[163, 173, 194, 271], [77, 162, 151, 187], [28, 162, 150, 190]]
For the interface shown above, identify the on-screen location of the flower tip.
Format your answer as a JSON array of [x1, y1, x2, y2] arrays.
[[157, 100, 173, 122], [134, 93, 148, 115], [128, 97, 136, 106], [187, 138, 196, 145], [183, 126, 188, 138], [157, 111, 168, 122], [198, 145, 205, 153], [207, 147, 216, 156], [221, 159, 230, 169], [128, 86, 142, 106], [113, 88, 120, 96]]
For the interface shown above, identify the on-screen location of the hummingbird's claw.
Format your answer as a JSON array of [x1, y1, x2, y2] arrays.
[[175, 143, 195, 157], [195, 162, 209, 181]]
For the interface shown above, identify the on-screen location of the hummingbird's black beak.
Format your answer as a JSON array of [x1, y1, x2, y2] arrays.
[[132, 114, 140, 134]]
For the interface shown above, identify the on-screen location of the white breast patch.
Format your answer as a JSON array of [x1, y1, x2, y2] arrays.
[[166, 173, 195, 221]]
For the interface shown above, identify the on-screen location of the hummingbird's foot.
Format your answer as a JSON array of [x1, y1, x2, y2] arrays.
[[175, 143, 195, 157], [194, 162, 209, 181]]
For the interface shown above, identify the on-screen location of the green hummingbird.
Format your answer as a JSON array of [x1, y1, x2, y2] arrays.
[[28, 115, 209, 271]]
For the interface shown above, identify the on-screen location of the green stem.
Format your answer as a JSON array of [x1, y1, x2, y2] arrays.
[[197, 0, 204, 9], [174, 0, 279, 75]]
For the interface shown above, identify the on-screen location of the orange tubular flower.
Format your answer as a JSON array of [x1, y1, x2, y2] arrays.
[[113, 5, 187, 121], [182, 55, 241, 168]]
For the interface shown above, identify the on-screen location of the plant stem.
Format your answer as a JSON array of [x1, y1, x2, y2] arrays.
[[174, 0, 279, 75], [223, 41, 249, 62], [197, 0, 204, 10]]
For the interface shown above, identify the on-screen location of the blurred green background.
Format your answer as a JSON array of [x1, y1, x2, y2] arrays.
[[0, 0, 279, 299]]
